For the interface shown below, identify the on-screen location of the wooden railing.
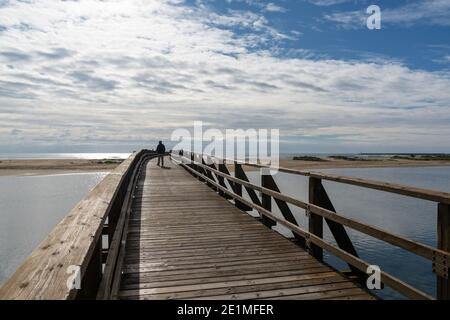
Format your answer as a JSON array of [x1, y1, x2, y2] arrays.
[[0, 150, 156, 300], [173, 151, 450, 300]]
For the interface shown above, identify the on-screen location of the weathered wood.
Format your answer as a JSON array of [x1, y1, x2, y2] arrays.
[[218, 163, 234, 199], [308, 177, 324, 260], [204, 154, 450, 204], [179, 155, 450, 268], [235, 163, 262, 207], [0, 151, 148, 300], [77, 240, 102, 299], [260, 173, 305, 246], [118, 158, 372, 300], [309, 172, 450, 205], [202, 156, 218, 191], [309, 178, 363, 279], [437, 203, 450, 300], [234, 163, 253, 211], [208, 161, 229, 198], [98, 154, 155, 299], [261, 174, 277, 228], [181, 162, 432, 300], [181, 155, 450, 268], [121, 268, 333, 290], [261, 174, 298, 225]]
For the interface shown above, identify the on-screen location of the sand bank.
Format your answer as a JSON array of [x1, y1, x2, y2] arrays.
[[0, 159, 123, 176]]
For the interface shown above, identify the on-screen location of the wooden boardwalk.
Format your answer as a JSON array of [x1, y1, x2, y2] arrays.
[[118, 157, 374, 300]]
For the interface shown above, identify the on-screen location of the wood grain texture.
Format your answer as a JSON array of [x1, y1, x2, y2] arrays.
[[118, 157, 374, 300], [0, 153, 140, 300]]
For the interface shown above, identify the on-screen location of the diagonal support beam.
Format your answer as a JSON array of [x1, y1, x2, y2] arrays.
[[261, 173, 305, 246], [309, 177, 365, 279], [218, 163, 235, 199], [233, 162, 253, 211], [235, 164, 262, 207]]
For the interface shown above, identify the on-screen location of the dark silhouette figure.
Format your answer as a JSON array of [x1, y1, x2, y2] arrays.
[[156, 141, 166, 167]]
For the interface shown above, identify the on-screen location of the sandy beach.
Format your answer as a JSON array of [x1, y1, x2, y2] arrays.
[[2, 157, 450, 176], [0, 159, 124, 176], [276, 158, 450, 170]]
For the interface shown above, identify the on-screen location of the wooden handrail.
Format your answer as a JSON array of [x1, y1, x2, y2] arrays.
[[178, 159, 434, 300], [0, 150, 155, 300], [175, 152, 450, 300], [191, 153, 450, 204], [178, 155, 450, 263], [96, 153, 157, 299]]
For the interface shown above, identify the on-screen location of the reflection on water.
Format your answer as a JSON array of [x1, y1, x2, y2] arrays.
[[0, 173, 107, 285], [0, 153, 131, 160], [1, 166, 449, 299], [245, 166, 450, 299]]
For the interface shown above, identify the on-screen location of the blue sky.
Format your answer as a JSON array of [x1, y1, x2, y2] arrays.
[[0, 0, 450, 153]]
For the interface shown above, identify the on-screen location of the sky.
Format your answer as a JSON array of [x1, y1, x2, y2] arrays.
[[0, 0, 450, 153]]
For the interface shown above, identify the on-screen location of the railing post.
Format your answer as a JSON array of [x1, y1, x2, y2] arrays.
[[308, 177, 324, 260], [308, 177, 365, 279], [437, 203, 450, 300], [261, 173, 277, 228]]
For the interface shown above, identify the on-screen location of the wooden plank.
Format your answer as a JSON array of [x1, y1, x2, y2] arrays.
[[265, 287, 371, 300], [308, 177, 324, 260], [180, 162, 433, 300], [120, 273, 348, 299], [437, 203, 450, 300], [0, 152, 144, 300], [117, 157, 373, 300], [124, 252, 311, 268], [122, 261, 326, 280], [188, 282, 362, 300], [261, 174, 277, 228], [309, 177, 363, 279], [234, 163, 253, 211], [121, 266, 332, 288], [235, 163, 262, 207]]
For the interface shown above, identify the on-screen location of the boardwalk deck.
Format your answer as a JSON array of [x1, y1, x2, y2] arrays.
[[118, 157, 374, 300]]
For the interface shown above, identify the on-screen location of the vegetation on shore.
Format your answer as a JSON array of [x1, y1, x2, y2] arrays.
[[292, 154, 450, 162], [292, 156, 328, 162]]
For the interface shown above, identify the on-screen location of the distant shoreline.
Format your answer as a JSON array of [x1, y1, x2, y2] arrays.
[[0, 159, 123, 176], [276, 158, 450, 171], [2, 157, 450, 177]]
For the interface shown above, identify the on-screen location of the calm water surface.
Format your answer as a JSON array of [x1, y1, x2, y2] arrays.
[[245, 166, 450, 299], [0, 153, 131, 160], [1, 165, 449, 299], [0, 172, 107, 285]]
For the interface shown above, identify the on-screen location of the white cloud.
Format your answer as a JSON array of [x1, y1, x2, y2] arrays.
[[0, 0, 449, 152], [264, 3, 286, 13], [308, 0, 355, 6]]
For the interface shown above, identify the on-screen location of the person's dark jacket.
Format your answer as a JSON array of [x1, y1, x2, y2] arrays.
[[156, 143, 166, 154]]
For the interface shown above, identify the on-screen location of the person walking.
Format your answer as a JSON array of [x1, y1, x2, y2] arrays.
[[156, 141, 166, 167]]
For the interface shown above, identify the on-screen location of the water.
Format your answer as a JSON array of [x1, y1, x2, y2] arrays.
[[1, 164, 449, 299], [0, 153, 131, 160], [0, 172, 107, 285], [244, 166, 450, 299]]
